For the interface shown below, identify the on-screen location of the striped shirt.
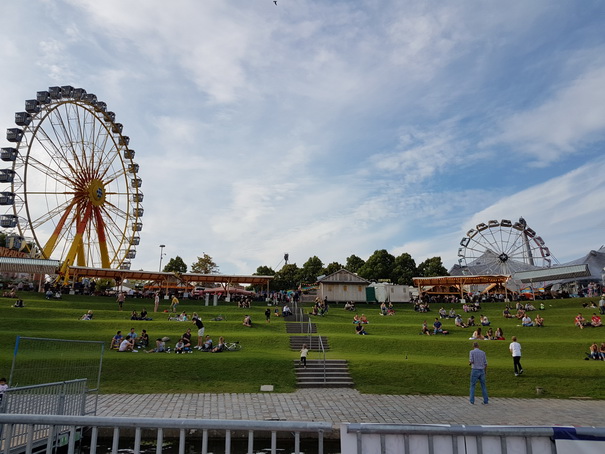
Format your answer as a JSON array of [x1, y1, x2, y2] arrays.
[[469, 348, 488, 370]]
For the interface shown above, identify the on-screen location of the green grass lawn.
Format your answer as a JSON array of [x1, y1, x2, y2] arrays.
[[0, 293, 603, 398]]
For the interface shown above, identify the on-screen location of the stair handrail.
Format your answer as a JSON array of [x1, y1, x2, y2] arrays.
[[317, 334, 327, 383]]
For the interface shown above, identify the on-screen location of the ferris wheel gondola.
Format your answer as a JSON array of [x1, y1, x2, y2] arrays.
[[0, 86, 143, 278]]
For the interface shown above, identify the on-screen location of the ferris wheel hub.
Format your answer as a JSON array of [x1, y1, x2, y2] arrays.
[[88, 179, 106, 206]]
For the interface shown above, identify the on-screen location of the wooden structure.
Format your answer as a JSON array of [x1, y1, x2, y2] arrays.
[[317, 269, 370, 303], [413, 275, 510, 299]]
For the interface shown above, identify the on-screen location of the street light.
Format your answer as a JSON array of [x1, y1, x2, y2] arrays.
[[159, 244, 166, 272]]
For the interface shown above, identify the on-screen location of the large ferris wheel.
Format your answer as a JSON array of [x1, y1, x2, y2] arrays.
[[457, 217, 554, 276], [0, 86, 143, 277]]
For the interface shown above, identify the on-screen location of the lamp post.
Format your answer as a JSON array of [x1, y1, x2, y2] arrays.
[[159, 244, 166, 272]]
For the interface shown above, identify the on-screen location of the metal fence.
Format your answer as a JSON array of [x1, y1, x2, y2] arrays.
[[0, 414, 333, 454], [341, 423, 605, 454], [8, 337, 104, 416], [0, 380, 88, 453]]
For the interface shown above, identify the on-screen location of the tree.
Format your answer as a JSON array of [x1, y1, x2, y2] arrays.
[[345, 254, 365, 273], [191, 253, 219, 274], [163, 256, 187, 273], [392, 253, 417, 285], [272, 263, 300, 291], [417, 256, 448, 277], [323, 262, 343, 276], [254, 265, 275, 276], [357, 249, 395, 282], [299, 256, 324, 284]]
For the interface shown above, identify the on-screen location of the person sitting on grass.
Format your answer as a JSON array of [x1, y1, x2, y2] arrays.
[[588, 342, 599, 360], [433, 317, 444, 335], [455, 315, 467, 328], [212, 336, 226, 352], [119, 335, 135, 352], [467, 315, 476, 327], [380, 302, 388, 316], [521, 315, 534, 327], [80, 310, 93, 320], [421, 321, 431, 336], [13, 299, 25, 308], [138, 329, 149, 349], [182, 328, 192, 351], [174, 338, 186, 354], [470, 327, 484, 340], [590, 313, 602, 327], [360, 314, 369, 324], [448, 308, 457, 318], [145, 338, 166, 353], [387, 302, 395, 316], [480, 315, 490, 326], [344, 301, 355, 311], [516, 308, 526, 319], [495, 327, 505, 340], [534, 314, 545, 327], [438, 307, 447, 319], [130, 310, 140, 320], [243, 315, 252, 327], [201, 335, 213, 352], [355, 324, 368, 335], [575, 313, 586, 329], [600, 342, 605, 361], [485, 327, 495, 340], [110, 331, 123, 350], [503, 306, 513, 318]]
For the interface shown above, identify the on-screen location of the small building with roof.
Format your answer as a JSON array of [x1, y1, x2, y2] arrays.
[[317, 269, 370, 303]]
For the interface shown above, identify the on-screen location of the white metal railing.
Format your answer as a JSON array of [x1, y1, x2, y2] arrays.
[[0, 414, 333, 454], [341, 423, 605, 454], [0, 380, 88, 453]]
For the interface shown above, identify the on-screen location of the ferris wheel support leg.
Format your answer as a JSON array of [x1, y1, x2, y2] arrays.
[[42, 202, 75, 259], [93, 207, 111, 269], [62, 204, 93, 282]]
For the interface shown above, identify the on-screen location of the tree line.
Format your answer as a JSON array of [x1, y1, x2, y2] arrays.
[[254, 250, 449, 291]]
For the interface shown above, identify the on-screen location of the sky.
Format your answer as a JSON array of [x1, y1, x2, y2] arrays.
[[0, 0, 604, 276]]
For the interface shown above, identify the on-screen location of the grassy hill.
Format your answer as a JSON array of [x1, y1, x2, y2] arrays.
[[0, 292, 602, 398]]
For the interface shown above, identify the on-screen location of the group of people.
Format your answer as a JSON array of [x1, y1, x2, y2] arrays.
[[380, 302, 395, 316], [130, 309, 152, 320], [587, 342, 605, 360], [575, 312, 603, 329], [469, 335, 526, 404]]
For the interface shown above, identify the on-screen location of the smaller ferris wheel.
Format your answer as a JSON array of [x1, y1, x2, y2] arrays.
[[457, 217, 555, 276], [0, 86, 143, 277]]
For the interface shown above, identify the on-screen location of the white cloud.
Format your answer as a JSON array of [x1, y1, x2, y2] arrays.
[[492, 65, 605, 166]]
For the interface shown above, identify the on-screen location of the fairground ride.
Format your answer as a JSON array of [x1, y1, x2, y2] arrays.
[[0, 86, 143, 281], [457, 217, 555, 276]]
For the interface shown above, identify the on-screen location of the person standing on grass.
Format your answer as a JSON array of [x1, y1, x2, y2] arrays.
[[265, 307, 271, 323], [193, 315, 205, 350], [469, 342, 488, 405], [117, 291, 125, 311], [299, 344, 309, 368], [154, 292, 160, 312], [509, 336, 523, 376]]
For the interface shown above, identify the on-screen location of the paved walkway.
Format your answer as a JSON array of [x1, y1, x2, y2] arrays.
[[97, 389, 605, 429]]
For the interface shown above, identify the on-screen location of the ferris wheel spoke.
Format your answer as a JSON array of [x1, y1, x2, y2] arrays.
[[31, 124, 82, 181], [48, 105, 83, 169], [28, 199, 75, 230], [24, 155, 75, 187]]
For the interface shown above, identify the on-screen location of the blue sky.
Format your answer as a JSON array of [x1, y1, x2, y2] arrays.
[[0, 0, 604, 275]]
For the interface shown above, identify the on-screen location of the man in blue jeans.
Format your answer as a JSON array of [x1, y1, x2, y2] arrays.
[[469, 342, 488, 405]]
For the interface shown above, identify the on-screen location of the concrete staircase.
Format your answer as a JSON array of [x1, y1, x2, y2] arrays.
[[293, 359, 354, 388], [285, 322, 317, 334], [289, 335, 329, 351]]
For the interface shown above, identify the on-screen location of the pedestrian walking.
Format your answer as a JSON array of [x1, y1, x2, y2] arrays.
[[509, 336, 523, 376], [265, 307, 271, 323], [599, 296, 605, 315], [299, 344, 309, 368], [469, 342, 488, 405], [116, 292, 125, 311]]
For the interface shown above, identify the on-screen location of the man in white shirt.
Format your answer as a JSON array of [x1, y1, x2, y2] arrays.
[[509, 336, 523, 376]]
